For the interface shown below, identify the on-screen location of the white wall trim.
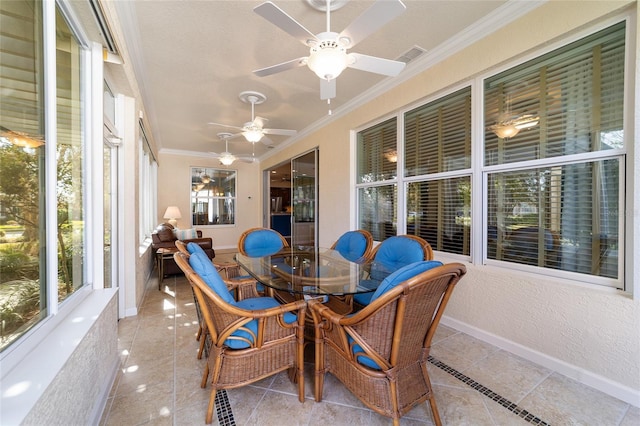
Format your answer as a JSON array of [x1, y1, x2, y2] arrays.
[[441, 315, 640, 408]]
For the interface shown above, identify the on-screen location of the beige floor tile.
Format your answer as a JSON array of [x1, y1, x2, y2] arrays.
[[103, 380, 174, 426], [243, 390, 314, 425], [430, 332, 498, 373], [307, 402, 373, 425], [462, 349, 552, 403], [434, 385, 496, 426], [519, 373, 629, 425], [225, 386, 271, 424], [481, 395, 532, 426]]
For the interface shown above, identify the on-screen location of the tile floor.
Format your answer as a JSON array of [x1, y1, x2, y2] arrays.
[[100, 254, 640, 426]]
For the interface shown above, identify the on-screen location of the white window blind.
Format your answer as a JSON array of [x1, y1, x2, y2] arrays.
[[404, 87, 472, 254]]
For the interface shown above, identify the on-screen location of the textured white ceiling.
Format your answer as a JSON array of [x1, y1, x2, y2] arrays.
[[110, 0, 510, 160]]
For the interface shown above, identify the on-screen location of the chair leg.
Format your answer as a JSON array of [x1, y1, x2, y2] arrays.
[[201, 363, 209, 388], [205, 389, 217, 424], [197, 331, 206, 359], [428, 396, 442, 426]]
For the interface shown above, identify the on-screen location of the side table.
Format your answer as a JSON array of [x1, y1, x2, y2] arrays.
[[157, 247, 178, 290]]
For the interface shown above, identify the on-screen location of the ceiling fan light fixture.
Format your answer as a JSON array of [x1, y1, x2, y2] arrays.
[[491, 124, 520, 139], [242, 128, 263, 143], [307, 40, 348, 80], [514, 114, 540, 130], [219, 153, 236, 166]]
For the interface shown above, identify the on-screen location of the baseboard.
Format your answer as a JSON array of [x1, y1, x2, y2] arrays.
[[440, 316, 640, 408]]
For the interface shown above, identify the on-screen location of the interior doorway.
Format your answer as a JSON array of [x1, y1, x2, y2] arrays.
[[264, 148, 318, 247]]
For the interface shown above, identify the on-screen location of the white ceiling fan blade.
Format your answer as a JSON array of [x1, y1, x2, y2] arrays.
[[237, 157, 257, 164], [263, 128, 296, 136], [253, 116, 268, 128], [254, 1, 317, 46], [253, 57, 308, 77], [261, 136, 275, 146], [348, 53, 405, 76], [208, 122, 244, 131], [338, 0, 407, 48], [207, 152, 222, 157], [320, 79, 336, 100]]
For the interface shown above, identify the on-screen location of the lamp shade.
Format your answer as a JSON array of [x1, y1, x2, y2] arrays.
[[163, 206, 182, 227]]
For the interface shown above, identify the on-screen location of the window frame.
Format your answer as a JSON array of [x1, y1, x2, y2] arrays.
[[0, 0, 103, 371]]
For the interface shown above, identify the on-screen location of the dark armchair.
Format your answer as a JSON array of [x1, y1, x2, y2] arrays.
[[151, 223, 215, 276]]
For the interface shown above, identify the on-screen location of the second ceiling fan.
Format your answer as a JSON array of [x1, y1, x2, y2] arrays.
[[208, 91, 297, 145], [253, 0, 407, 100]]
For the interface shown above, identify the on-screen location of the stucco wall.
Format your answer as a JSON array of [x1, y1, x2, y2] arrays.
[[258, 0, 639, 404]]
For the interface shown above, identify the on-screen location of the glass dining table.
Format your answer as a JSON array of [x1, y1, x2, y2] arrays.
[[235, 246, 388, 298]]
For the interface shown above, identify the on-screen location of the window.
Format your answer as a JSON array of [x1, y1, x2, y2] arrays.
[[356, 118, 398, 240], [355, 19, 628, 289], [484, 22, 625, 286], [191, 168, 236, 226], [138, 121, 157, 244], [405, 87, 472, 254], [0, 0, 88, 352]]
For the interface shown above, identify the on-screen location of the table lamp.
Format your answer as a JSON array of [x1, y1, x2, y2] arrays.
[[163, 206, 182, 227]]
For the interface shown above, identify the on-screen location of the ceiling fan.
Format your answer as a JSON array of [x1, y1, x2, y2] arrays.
[[208, 91, 297, 144], [208, 133, 256, 166], [253, 0, 407, 100]]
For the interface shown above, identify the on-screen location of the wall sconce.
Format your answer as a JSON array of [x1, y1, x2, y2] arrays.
[[163, 206, 182, 227]]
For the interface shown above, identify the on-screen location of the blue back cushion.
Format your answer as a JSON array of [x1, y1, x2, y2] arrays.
[[243, 229, 284, 257], [369, 260, 443, 304], [223, 297, 297, 349], [335, 231, 368, 262], [189, 251, 236, 305], [187, 242, 206, 257], [371, 236, 427, 281]]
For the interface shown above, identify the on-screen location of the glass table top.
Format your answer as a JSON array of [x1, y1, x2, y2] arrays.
[[235, 246, 390, 296]]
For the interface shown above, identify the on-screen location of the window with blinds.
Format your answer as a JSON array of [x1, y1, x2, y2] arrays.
[[405, 87, 471, 177], [356, 118, 397, 184], [356, 118, 398, 239], [404, 87, 472, 254], [484, 22, 625, 285]]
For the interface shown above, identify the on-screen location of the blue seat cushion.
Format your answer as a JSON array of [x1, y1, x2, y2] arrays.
[[350, 338, 382, 370], [225, 297, 297, 349], [334, 231, 368, 262], [189, 251, 236, 305], [370, 236, 428, 281], [243, 229, 284, 257]]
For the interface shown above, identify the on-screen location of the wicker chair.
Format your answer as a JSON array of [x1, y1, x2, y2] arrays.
[[177, 240, 262, 359], [174, 251, 307, 424], [353, 234, 433, 307], [310, 261, 467, 426], [330, 229, 374, 262]]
